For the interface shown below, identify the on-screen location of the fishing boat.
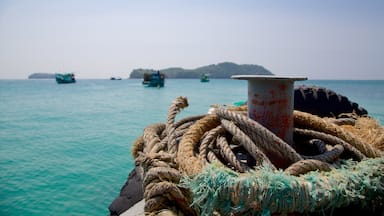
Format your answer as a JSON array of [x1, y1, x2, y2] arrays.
[[142, 71, 165, 87], [55, 73, 76, 84], [110, 77, 122, 80], [200, 73, 209, 82]]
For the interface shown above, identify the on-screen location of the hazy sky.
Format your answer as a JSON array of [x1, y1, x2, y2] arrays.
[[0, 0, 383, 79]]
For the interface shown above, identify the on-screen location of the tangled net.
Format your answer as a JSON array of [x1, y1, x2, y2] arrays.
[[132, 96, 384, 216]]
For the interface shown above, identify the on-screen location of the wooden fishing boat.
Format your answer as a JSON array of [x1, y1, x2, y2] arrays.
[[110, 77, 122, 80], [200, 73, 210, 82], [142, 71, 165, 87], [55, 73, 76, 84]]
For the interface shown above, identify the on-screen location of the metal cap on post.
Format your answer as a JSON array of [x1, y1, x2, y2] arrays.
[[232, 75, 307, 145]]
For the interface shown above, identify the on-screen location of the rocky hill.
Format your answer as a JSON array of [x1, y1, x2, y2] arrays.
[[129, 62, 273, 79], [28, 73, 56, 79]]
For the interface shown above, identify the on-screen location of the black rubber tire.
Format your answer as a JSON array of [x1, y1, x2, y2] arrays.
[[294, 85, 368, 117]]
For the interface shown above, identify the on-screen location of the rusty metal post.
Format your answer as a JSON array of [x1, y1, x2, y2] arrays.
[[232, 75, 307, 145]]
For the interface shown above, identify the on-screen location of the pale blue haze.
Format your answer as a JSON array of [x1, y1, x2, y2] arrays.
[[0, 0, 384, 79], [0, 79, 383, 215]]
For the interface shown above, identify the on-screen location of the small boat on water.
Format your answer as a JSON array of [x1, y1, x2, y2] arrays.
[[110, 77, 122, 80], [142, 71, 165, 87], [200, 73, 209, 82], [55, 73, 76, 84]]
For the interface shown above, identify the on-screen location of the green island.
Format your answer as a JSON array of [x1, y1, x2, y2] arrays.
[[129, 62, 273, 79], [28, 73, 56, 79], [28, 62, 273, 79]]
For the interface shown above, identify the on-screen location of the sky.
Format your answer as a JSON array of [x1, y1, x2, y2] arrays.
[[0, 0, 383, 79]]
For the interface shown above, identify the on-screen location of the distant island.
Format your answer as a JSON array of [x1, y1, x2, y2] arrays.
[[28, 62, 273, 79], [28, 73, 56, 79], [129, 62, 273, 79]]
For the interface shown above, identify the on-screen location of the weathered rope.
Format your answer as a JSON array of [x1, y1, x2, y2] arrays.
[[138, 98, 197, 215], [143, 167, 182, 188], [174, 114, 206, 129], [132, 96, 383, 216], [220, 118, 275, 169], [328, 117, 356, 126], [215, 108, 302, 168], [143, 123, 166, 154], [301, 144, 344, 163], [294, 110, 382, 158], [177, 114, 221, 176], [166, 96, 189, 154], [216, 135, 246, 172], [284, 159, 332, 176], [342, 117, 384, 151], [131, 135, 144, 159], [144, 181, 194, 215], [198, 125, 224, 165], [207, 151, 221, 164], [294, 128, 366, 161]]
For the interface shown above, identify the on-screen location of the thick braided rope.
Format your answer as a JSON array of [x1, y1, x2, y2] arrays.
[[142, 164, 192, 213], [166, 96, 189, 154], [139, 99, 197, 215], [216, 135, 245, 172], [220, 118, 275, 169], [145, 181, 195, 215], [198, 125, 224, 164], [143, 167, 182, 188], [175, 121, 195, 133], [138, 97, 383, 215], [177, 114, 221, 176], [131, 135, 144, 159], [143, 123, 166, 154], [294, 128, 366, 160], [140, 155, 173, 170], [328, 117, 356, 126], [284, 159, 332, 176], [144, 196, 168, 215], [207, 151, 222, 164], [174, 114, 206, 129], [141, 100, 210, 215], [151, 121, 199, 154], [215, 108, 302, 167], [206, 135, 225, 166], [342, 117, 384, 151], [294, 110, 382, 158], [301, 144, 344, 163], [150, 137, 168, 155]]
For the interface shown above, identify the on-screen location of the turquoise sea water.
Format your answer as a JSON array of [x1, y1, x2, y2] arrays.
[[0, 79, 383, 215]]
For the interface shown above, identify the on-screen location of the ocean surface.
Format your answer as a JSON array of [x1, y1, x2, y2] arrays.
[[0, 79, 383, 215]]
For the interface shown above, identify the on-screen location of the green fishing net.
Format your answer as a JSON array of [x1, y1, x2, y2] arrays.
[[181, 157, 384, 216]]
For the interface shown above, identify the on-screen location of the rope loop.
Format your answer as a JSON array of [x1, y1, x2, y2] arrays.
[[129, 96, 384, 215]]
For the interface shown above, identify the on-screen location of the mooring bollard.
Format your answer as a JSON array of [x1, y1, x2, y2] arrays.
[[232, 75, 307, 145]]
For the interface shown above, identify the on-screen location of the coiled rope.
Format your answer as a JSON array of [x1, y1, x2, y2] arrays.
[[133, 96, 383, 215]]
